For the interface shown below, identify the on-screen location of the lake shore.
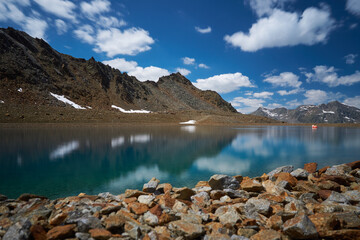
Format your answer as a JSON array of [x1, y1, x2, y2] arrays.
[[1, 161, 359, 240]]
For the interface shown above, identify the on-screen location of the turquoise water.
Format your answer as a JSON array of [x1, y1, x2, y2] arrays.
[[1, 125, 359, 199]]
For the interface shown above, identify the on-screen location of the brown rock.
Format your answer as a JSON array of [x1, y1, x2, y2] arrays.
[[100, 204, 122, 215], [156, 183, 172, 193], [195, 181, 210, 188], [154, 226, 172, 239], [258, 193, 285, 203], [124, 189, 148, 198], [250, 229, 282, 240], [143, 177, 160, 193], [346, 160, 360, 169], [0, 218, 13, 229], [104, 215, 125, 232], [30, 224, 47, 240], [206, 222, 224, 235], [157, 191, 176, 208], [237, 228, 257, 238], [319, 166, 329, 175], [168, 220, 205, 239], [324, 229, 360, 240], [233, 175, 244, 183], [266, 215, 283, 230], [322, 174, 349, 186], [17, 193, 47, 201], [128, 202, 149, 215], [150, 204, 163, 218], [172, 187, 195, 201], [317, 180, 341, 191], [275, 172, 297, 187], [318, 189, 332, 200], [308, 213, 338, 237], [124, 197, 137, 204], [241, 179, 264, 192], [49, 212, 68, 226], [304, 162, 318, 174], [283, 214, 318, 239], [89, 228, 112, 240], [46, 224, 76, 240], [210, 190, 226, 200]]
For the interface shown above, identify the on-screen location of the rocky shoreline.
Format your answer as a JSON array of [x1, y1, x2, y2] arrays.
[[1, 161, 360, 240]]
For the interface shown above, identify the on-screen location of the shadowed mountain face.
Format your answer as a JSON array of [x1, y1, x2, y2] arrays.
[[0, 27, 236, 113], [251, 101, 360, 123]]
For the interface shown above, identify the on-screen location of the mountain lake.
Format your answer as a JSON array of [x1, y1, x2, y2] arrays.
[[1, 125, 360, 199]]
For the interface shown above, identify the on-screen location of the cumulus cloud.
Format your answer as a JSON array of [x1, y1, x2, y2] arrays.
[[182, 57, 195, 65], [224, 7, 335, 52], [230, 97, 265, 113], [74, 27, 154, 57], [305, 65, 360, 87], [55, 19, 67, 35], [175, 68, 191, 76], [198, 63, 210, 69], [194, 72, 254, 94], [346, 0, 360, 16], [23, 17, 48, 38], [303, 89, 343, 105], [98, 16, 126, 28], [0, 2, 47, 38], [103, 58, 170, 81], [34, 0, 76, 21], [343, 96, 360, 108], [277, 88, 302, 96], [264, 72, 301, 88], [344, 54, 357, 64], [253, 91, 274, 98], [195, 26, 212, 34], [80, 0, 110, 17], [247, 0, 293, 17]]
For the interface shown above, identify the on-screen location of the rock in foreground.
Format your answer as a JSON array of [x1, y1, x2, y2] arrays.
[[1, 161, 360, 239]]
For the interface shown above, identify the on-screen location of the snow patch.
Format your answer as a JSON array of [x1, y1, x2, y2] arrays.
[[50, 92, 86, 109], [86, 106, 92, 109], [179, 120, 196, 125], [50, 141, 80, 160], [262, 108, 278, 117], [0, 100, 4, 104], [17, 88, 23, 92], [111, 105, 151, 113], [323, 110, 335, 114]]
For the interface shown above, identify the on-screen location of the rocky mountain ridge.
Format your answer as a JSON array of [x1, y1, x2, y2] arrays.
[[251, 101, 360, 123], [0, 27, 236, 113]]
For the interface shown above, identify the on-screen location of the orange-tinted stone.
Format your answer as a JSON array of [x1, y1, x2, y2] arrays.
[[304, 162, 318, 173]]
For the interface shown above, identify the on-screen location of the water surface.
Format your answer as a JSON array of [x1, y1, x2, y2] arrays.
[[1, 125, 359, 199]]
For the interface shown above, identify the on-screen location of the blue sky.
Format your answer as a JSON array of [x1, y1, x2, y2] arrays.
[[1, 0, 360, 113]]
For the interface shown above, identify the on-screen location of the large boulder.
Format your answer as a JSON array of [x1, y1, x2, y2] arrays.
[[283, 214, 318, 239], [209, 175, 240, 190]]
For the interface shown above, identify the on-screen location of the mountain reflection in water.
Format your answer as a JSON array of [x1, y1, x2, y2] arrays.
[[1, 125, 359, 199]]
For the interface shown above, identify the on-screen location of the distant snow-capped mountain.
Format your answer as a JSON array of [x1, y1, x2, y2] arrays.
[[251, 101, 360, 123]]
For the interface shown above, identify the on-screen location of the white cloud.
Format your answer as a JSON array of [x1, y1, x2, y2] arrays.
[[264, 72, 301, 88], [23, 17, 48, 38], [344, 54, 357, 64], [103, 58, 170, 82], [198, 63, 210, 69], [277, 88, 302, 96], [80, 0, 110, 17], [230, 96, 265, 113], [253, 91, 273, 98], [303, 89, 329, 105], [303, 89, 343, 105], [94, 28, 154, 57], [55, 19, 67, 35], [194, 73, 254, 94], [346, 0, 360, 16], [344, 96, 360, 108], [98, 16, 126, 28], [0, 2, 26, 23], [182, 57, 195, 65], [305, 65, 360, 87], [34, 0, 76, 21], [176, 68, 191, 76], [224, 7, 335, 52], [350, 23, 358, 29], [74, 25, 95, 44], [248, 0, 293, 17], [195, 26, 212, 34]]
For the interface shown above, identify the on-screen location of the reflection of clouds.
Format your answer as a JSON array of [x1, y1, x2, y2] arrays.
[[111, 136, 125, 148], [107, 165, 169, 189], [181, 126, 196, 133], [193, 155, 251, 175], [231, 134, 272, 157], [130, 134, 151, 143], [50, 141, 79, 160]]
